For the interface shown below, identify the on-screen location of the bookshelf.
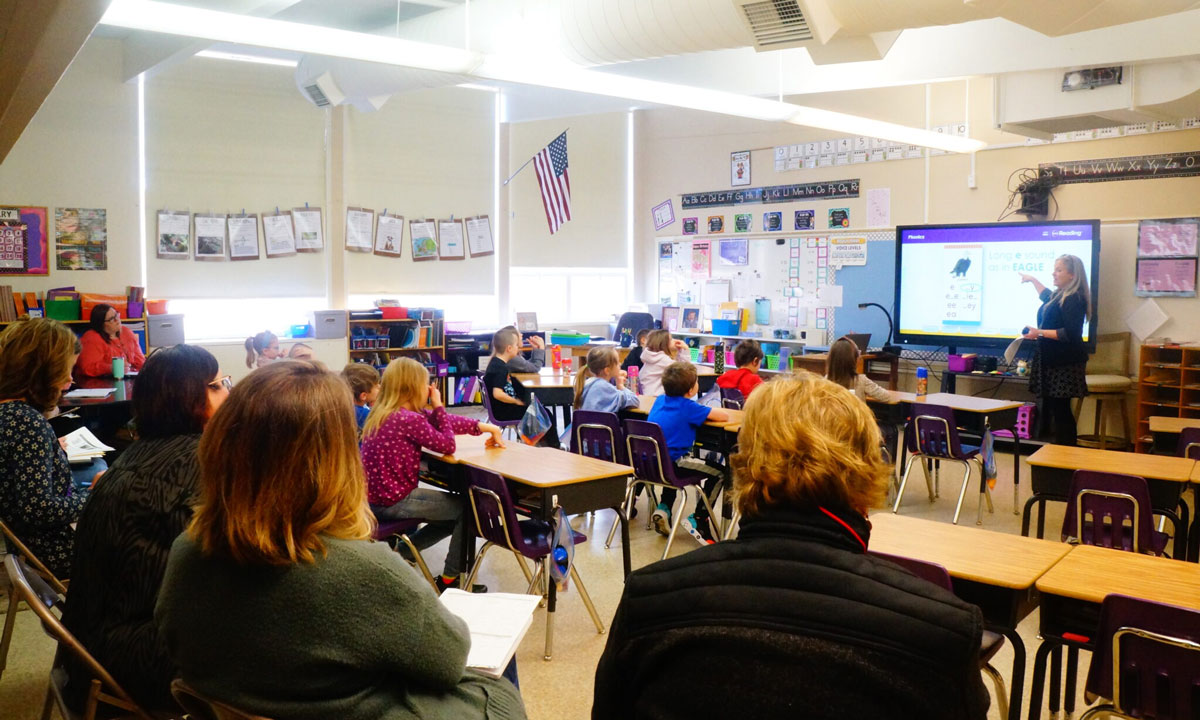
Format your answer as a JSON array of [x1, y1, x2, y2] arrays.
[[346, 314, 447, 400], [1135, 343, 1200, 453], [0, 318, 148, 351]]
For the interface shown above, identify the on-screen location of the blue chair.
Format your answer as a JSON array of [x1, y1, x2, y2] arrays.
[[893, 403, 993, 525]]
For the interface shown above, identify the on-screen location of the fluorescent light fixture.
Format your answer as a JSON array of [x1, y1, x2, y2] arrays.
[[195, 50, 299, 67], [457, 82, 501, 93], [101, 0, 986, 153]]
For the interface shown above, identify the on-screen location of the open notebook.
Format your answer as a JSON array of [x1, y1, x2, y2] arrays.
[[439, 590, 541, 678]]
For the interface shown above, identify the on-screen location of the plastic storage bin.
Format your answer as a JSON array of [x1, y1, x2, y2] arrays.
[[45, 299, 81, 322], [711, 319, 740, 336], [310, 310, 348, 340], [550, 332, 590, 346]]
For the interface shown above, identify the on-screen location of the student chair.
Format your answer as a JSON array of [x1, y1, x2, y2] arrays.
[[461, 467, 605, 661], [612, 312, 655, 346], [1061, 470, 1169, 556], [892, 404, 994, 525], [1078, 594, 1200, 720], [623, 419, 724, 558], [477, 372, 521, 439], [371, 519, 438, 592], [171, 679, 273, 720], [718, 387, 745, 410], [869, 552, 1008, 719], [1178, 427, 1200, 561], [0, 518, 69, 682], [3, 554, 163, 720], [570, 411, 640, 549]]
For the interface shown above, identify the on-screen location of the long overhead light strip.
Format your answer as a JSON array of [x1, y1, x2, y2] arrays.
[[100, 0, 986, 153]]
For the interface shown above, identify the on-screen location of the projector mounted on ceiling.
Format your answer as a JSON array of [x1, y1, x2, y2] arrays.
[[1062, 66, 1123, 92]]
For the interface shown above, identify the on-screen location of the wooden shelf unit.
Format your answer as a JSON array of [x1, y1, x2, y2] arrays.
[[346, 314, 446, 400], [1135, 343, 1200, 453]]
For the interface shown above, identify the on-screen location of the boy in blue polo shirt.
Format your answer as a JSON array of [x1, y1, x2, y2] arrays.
[[647, 361, 729, 544]]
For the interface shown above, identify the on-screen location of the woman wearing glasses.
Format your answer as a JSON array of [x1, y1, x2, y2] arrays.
[[76, 303, 146, 377], [60, 344, 230, 714]]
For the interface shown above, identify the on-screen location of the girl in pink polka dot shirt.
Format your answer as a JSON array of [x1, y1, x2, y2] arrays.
[[361, 358, 504, 590]]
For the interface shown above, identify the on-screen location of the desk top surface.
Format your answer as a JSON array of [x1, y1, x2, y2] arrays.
[[1027, 444, 1195, 482], [879, 392, 1024, 413], [430, 434, 630, 487], [1150, 416, 1200, 434], [868, 513, 1071, 589], [512, 370, 575, 388], [1035, 544, 1200, 610], [59, 378, 136, 407], [629, 394, 744, 429]]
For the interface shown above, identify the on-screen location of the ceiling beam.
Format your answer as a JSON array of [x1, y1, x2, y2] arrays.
[[0, 0, 108, 165]]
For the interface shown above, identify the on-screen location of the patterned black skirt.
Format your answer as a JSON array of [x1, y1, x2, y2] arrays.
[[1029, 351, 1088, 399]]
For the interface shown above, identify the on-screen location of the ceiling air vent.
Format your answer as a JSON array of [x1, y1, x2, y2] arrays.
[[736, 0, 813, 50]]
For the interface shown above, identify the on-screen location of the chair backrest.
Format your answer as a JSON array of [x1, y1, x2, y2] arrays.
[[622, 419, 688, 489], [465, 466, 533, 557], [1177, 427, 1200, 459], [476, 371, 518, 427], [1084, 594, 1200, 718], [571, 410, 627, 465], [719, 387, 744, 410], [905, 403, 967, 459], [171, 679, 274, 720], [1087, 331, 1131, 376], [3, 555, 151, 720], [1061, 470, 1157, 554], [613, 312, 655, 345], [869, 552, 954, 592], [0, 518, 68, 595]]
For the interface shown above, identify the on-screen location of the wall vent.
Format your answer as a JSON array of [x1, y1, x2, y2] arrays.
[[737, 0, 813, 49]]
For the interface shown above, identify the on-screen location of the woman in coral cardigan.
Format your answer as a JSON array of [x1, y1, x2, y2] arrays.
[[76, 304, 145, 378]]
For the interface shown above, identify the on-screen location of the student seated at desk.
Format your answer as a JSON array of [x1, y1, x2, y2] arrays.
[[639, 329, 690, 397], [341, 362, 381, 432], [76, 303, 145, 378], [288, 342, 315, 361], [826, 336, 895, 403], [496, 325, 546, 373], [156, 361, 526, 720], [574, 346, 640, 413], [593, 373, 989, 720], [362, 358, 504, 592], [716, 339, 765, 398], [0, 318, 89, 578], [244, 330, 281, 369], [621, 328, 651, 372], [484, 327, 561, 448], [647, 362, 728, 544]]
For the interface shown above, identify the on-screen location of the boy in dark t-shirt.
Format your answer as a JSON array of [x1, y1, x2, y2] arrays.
[[483, 327, 560, 448]]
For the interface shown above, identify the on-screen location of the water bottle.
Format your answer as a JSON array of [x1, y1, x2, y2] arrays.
[[714, 342, 725, 373], [778, 346, 791, 371], [552, 344, 562, 370], [916, 366, 928, 396], [627, 365, 640, 394]]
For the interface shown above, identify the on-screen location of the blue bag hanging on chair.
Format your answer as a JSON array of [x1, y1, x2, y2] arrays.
[[548, 503, 575, 591], [518, 394, 553, 446], [980, 427, 997, 490]]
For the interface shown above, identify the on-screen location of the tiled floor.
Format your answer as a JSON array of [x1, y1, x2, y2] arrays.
[[0, 440, 1176, 719]]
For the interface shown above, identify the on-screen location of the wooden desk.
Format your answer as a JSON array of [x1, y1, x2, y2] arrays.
[[59, 378, 136, 408], [793, 351, 899, 390], [1149, 416, 1200, 453], [629, 394, 744, 429], [512, 369, 577, 427], [870, 513, 1071, 720]]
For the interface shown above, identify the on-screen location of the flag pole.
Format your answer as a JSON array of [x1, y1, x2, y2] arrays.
[[501, 128, 570, 186]]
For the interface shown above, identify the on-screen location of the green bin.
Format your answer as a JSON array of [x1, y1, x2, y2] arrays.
[[45, 298, 81, 322]]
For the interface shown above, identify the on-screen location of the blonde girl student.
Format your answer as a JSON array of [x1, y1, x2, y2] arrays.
[[244, 330, 281, 369], [825, 336, 895, 402], [361, 358, 504, 591], [639, 329, 691, 397], [573, 346, 640, 413]]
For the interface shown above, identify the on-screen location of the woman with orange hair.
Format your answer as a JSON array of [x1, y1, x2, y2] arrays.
[[155, 361, 525, 719], [593, 371, 989, 720]]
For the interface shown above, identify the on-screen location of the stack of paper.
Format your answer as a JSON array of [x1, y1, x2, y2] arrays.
[[60, 427, 114, 464], [439, 590, 540, 678], [63, 388, 115, 400]]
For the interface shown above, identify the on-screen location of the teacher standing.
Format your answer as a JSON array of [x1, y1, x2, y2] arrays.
[[77, 303, 145, 378], [1020, 255, 1091, 446]]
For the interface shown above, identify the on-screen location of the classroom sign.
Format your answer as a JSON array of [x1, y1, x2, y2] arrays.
[[681, 179, 860, 209], [829, 237, 867, 268]]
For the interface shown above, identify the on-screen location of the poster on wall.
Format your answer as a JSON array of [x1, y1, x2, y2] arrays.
[[718, 238, 749, 266], [692, 240, 712, 278], [829, 208, 850, 228], [795, 209, 814, 230], [731, 150, 751, 187], [345, 207, 374, 253], [763, 212, 782, 232], [292, 207, 324, 252], [0, 207, 49, 275], [438, 219, 466, 260], [707, 216, 724, 234], [1138, 219, 1199, 258], [228, 214, 260, 261], [194, 213, 228, 261], [373, 214, 404, 258], [734, 214, 752, 232], [410, 219, 438, 262], [652, 199, 675, 230], [465, 215, 494, 257], [1136, 257, 1197, 297], [682, 217, 698, 235], [263, 211, 297, 258], [54, 208, 106, 271], [156, 210, 190, 260]]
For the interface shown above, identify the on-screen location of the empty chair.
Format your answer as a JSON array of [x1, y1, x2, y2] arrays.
[[571, 410, 627, 465], [1178, 426, 1200, 459], [171, 679, 273, 720], [623, 418, 725, 558], [461, 466, 605, 660], [477, 371, 521, 438], [0, 518, 68, 682], [371, 519, 437, 591], [1061, 470, 1168, 556], [1079, 594, 1200, 720], [893, 403, 994, 525], [718, 386, 744, 410]]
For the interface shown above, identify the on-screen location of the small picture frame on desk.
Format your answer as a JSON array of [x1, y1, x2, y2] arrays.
[[680, 305, 701, 332], [516, 312, 538, 333], [661, 306, 680, 332]]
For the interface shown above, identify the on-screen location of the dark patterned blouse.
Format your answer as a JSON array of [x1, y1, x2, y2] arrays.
[[0, 401, 88, 577], [60, 433, 201, 713]]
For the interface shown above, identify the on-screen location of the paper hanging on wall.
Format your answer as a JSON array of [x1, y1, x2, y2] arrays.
[[866, 187, 891, 228], [730, 150, 751, 187], [263, 212, 297, 258], [692, 240, 711, 278], [345, 207, 374, 252], [829, 237, 867, 268], [682, 217, 698, 235], [1138, 219, 1199, 258], [652, 199, 675, 230], [292, 208, 324, 252], [156, 210, 190, 260], [816, 284, 843, 308], [409, 219, 438, 262], [228, 214, 260, 261], [194, 213, 227, 261], [702, 280, 730, 305], [718, 238, 749, 266], [438, 219, 465, 260], [1136, 257, 1197, 297], [465, 215, 494, 257], [371, 214, 403, 258], [795, 210, 814, 230], [54, 208, 107, 271], [1125, 298, 1169, 340]]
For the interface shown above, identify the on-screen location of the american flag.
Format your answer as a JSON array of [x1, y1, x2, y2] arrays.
[[533, 131, 571, 234]]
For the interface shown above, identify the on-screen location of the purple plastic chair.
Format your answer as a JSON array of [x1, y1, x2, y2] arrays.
[[1061, 470, 1169, 556], [461, 467, 604, 660], [893, 403, 994, 525], [371, 519, 437, 591], [571, 410, 627, 465], [623, 418, 724, 559], [478, 372, 521, 439], [1079, 594, 1200, 720], [719, 387, 745, 410], [1177, 427, 1200, 459]]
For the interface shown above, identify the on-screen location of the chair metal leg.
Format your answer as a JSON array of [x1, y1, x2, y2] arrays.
[[463, 541, 495, 591], [526, 558, 544, 596], [660, 490, 687, 560], [605, 483, 634, 548], [893, 455, 920, 513], [0, 588, 18, 680], [723, 509, 741, 540], [953, 461, 973, 525], [569, 565, 606, 634], [40, 685, 54, 720], [513, 552, 534, 586], [395, 533, 438, 592], [982, 663, 1008, 720]]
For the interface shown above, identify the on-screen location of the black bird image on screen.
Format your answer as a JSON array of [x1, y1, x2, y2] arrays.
[[950, 256, 971, 277]]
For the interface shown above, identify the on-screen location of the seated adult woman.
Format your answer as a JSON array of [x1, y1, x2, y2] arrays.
[[61, 345, 230, 713], [593, 372, 989, 720], [155, 361, 526, 720], [0, 318, 89, 577], [76, 303, 145, 378]]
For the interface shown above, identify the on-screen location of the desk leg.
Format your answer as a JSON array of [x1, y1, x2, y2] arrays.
[[612, 505, 631, 579], [544, 560, 556, 660], [562, 405, 572, 432], [1012, 433, 1021, 515], [1027, 640, 1056, 720], [998, 626, 1026, 720]]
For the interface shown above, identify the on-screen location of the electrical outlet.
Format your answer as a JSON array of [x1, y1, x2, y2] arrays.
[[1052, 132, 1071, 143], [1181, 118, 1200, 129], [1070, 129, 1096, 141], [1154, 121, 1178, 132], [1125, 122, 1150, 135], [1094, 126, 1122, 139]]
